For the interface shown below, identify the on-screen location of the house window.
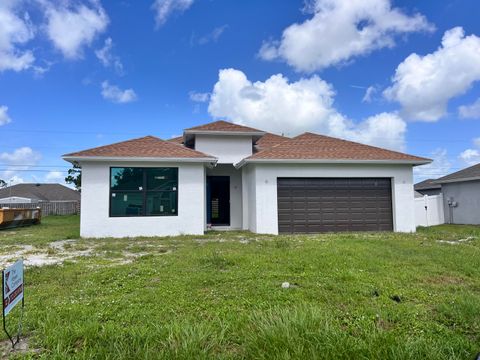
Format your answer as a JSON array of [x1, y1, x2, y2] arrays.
[[110, 167, 178, 217]]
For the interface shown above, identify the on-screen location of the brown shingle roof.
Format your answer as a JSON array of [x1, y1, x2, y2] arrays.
[[0, 183, 80, 202], [185, 120, 263, 133], [63, 136, 215, 159], [254, 133, 291, 151], [435, 163, 480, 183], [246, 132, 430, 163], [168, 135, 183, 144]]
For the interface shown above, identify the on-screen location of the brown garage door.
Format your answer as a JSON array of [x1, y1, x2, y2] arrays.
[[277, 178, 393, 233]]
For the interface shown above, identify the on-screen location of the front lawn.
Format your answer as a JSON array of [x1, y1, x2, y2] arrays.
[[1, 216, 479, 359]]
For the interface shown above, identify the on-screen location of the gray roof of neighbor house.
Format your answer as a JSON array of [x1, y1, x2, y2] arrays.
[[0, 183, 80, 202], [414, 178, 441, 191], [435, 163, 480, 184]]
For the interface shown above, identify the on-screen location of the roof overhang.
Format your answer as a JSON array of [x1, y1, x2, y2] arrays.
[[183, 130, 266, 145], [63, 156, 218, 167], [234, 158, 431, 169], [435, 176, 480, 184]]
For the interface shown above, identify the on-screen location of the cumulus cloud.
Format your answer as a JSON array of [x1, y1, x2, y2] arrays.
[[384, 27, 480, 122], [0, 106, 12, 126], [459, 98, 480, 119], [0, 1, 35, 72], [259, 0, 433, 72], [208, 68, 406, 150], [189, 91, 210, 102], [44, 1, 109, 59], [459, 137, 480, 166], [0, 146, 42, 184], [414, 148, 451, 181], [95, 37, 124, 75], [45, 170, 64, 182], [101, 81, 137, 103], [152, 0, 194, 28]]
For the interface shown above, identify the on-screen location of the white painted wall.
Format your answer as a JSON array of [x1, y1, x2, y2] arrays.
[[247, 163, 416, 234], [79, 161, 205, 238], [195, 135, 253, 164], [242, 165, 256, 231], [206, 164, 243, 229], [414, 194, 444, 227]]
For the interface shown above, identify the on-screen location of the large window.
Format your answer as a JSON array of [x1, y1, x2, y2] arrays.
[[110, 167, 178, 217]]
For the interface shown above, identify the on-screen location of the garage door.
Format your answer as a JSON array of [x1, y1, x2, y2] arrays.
[[277, 178, 393, 233]]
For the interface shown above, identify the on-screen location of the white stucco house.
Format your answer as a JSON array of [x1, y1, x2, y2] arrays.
[[63, 121, 431, 238]]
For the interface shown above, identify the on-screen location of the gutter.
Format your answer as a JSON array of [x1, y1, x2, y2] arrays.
[[234, 158, 431, 169], [434, 176, 480, 184], [63, 156, 218, 166]]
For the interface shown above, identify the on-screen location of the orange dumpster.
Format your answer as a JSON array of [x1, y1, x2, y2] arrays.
[[0, 208, 42, 230]]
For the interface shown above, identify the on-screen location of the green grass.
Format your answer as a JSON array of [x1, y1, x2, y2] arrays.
[[1, 216, 480, 359]]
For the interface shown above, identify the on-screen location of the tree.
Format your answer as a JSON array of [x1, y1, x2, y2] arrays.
[[0, 179, 6, 188], [65, 164, 81, 190]]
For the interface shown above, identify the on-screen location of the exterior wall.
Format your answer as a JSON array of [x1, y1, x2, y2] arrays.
[[242, 164, 257, 232], [195, 135, 253, 164], [442, 180, 480, 224], [206, 164, 243, 229], [80, 161, 206, 238], [249, 163, 416, 234], [414, 194, 444, 227]]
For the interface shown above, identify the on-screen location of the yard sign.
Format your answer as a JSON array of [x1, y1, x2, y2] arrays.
[[2, 259, 24, 348]]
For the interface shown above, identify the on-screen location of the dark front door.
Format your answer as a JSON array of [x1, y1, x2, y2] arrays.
[[277, 178, 393, 233], [207, 176, 230, 226]]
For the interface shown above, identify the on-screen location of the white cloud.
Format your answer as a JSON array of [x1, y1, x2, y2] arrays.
[[101, 81, 137, 103], [459, 98, 480, 119], [414, 148, 451, 182], [44, 1, 109, 59], [208, 68, 406, 151], [95, 37, 124, 75], [189, 91, 209, 102], [152, 0, 194, 28], [459, 149, 480, 166], [259, 0, 433, 72], [384, 27, 480, 122], [0, 106, 12, 126], [0, 1, 35, 72], [474, 137, 480, 148], [45, 170, 64, 182], [362, 86, 377, 103], [197, 25, 228, 45], [0, 146, 42, 184]]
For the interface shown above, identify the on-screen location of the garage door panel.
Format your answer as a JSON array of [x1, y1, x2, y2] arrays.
[[277, 178, 393, 233]]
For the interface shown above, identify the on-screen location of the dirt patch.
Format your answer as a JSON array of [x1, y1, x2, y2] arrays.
[[424, 275, 466, 285], [0, 337, 41, 359], [436, 237, 476, 245]]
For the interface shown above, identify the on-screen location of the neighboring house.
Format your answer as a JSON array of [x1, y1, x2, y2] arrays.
[[0, 183, 80, 204], [414, 179, 442, 197], [63, 120, 430, 238], [435, 163, 480, 225]]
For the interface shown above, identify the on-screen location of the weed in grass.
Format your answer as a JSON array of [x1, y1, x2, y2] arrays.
[[200, 250, 236, 270]]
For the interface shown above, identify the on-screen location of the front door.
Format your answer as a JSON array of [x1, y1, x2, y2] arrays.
[[207, 176, 230, 226]]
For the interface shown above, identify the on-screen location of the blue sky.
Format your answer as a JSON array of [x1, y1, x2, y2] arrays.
[[1, 0, 480, 185]]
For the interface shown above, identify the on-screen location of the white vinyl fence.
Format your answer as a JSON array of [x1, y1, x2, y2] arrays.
[[415, 194, 444, 227]]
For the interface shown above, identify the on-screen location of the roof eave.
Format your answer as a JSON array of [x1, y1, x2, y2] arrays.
[[435, 176, 480, 184], [63, 156, 218, 164], [235, 158, 431, 169]]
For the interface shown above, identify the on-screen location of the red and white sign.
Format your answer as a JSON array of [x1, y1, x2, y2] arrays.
[[3, 259, 23, 316]]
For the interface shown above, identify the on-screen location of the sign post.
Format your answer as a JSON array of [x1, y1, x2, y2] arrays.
[[2, 259, 24, 348]]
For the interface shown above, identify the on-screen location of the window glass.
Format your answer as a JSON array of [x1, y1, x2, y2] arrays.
[[146, 192, 177, 216], [146, 168, 178, 191], [111, 168, 144, 191], [110, 192, 144, 216]]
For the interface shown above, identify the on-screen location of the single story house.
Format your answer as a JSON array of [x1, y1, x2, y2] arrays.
[[63, 120, 430, 238], [414, 179, 442, 197], [435, 163, 480, 225], [0, 183, 80, 204]]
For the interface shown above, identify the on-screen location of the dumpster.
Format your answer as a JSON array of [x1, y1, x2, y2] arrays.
[[0, 208, 42, 230]]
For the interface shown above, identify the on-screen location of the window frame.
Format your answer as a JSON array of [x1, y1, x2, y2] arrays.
[[109, 167, 178, 218]]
